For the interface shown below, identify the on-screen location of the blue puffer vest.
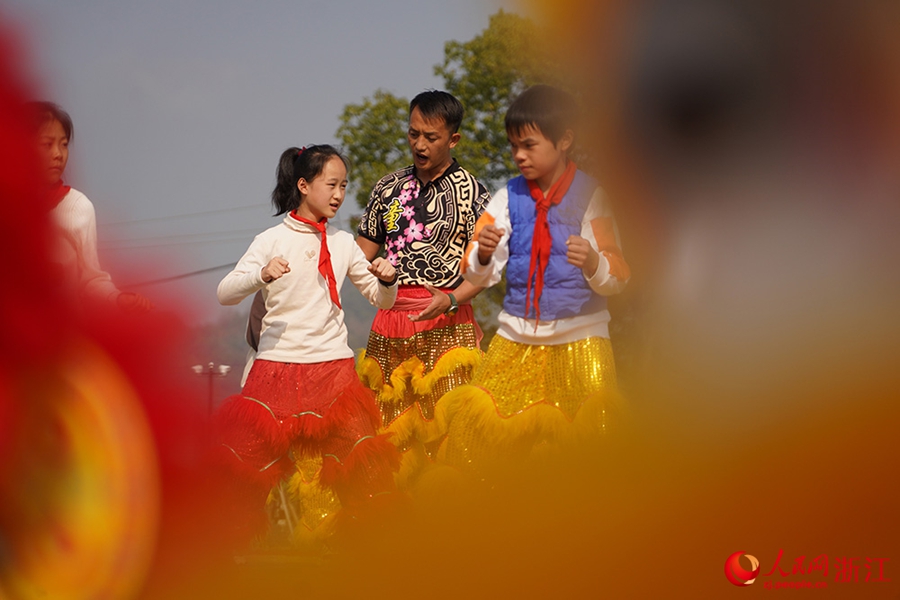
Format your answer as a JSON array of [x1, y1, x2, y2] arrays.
[[503, 170, 606, 321]]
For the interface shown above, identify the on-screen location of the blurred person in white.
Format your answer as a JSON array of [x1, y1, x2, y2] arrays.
[[29, 101, 151, 312]]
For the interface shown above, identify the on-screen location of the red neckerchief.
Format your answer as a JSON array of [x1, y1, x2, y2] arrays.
[[524, 161, 577, 325], [49, 180, 71, 207], [290, 212, 341, 309]]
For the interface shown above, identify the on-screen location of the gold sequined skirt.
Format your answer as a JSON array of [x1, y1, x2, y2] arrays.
[[360, 324, 481, 425], [434, 335, 622, 477], [472, 335, 617, 419], [357, 286, 484, 488]]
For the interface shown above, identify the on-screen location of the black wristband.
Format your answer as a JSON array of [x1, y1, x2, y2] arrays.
[[378, 272, 399, 287]]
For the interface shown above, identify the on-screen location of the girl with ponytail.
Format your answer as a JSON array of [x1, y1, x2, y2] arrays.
[[215, 145, 401, 542]]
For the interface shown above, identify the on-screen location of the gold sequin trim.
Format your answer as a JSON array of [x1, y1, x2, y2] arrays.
[[287, 456, 340, 536], [473, 336, 617, 420]]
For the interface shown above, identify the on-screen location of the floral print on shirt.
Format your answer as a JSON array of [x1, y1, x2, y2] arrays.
[[357, 161, 491, 287]]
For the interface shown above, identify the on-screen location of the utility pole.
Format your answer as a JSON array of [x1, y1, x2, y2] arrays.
[[192, 362, 231, 415]]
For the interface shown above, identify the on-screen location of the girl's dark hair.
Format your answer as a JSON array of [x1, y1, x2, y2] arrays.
[[505, 85, 579, 145], [410, 90, 464, 134], [271, 144, 349, 215], [26, 101, 74, 141]]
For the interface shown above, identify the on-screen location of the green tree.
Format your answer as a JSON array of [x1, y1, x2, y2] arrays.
[[336, 89, 410, 209], [436, 10, 560, 189]]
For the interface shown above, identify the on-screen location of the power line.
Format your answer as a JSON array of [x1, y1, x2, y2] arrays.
[[101, 218, 357, 250], [122, 263, 235, 289], [99, 203, 271, 227], [101, 236, 256, 250], [102, 226, 263, 245]]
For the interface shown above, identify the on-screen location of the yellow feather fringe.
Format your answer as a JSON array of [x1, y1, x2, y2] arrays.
[[433, 383, 624, 470], [394, 442, 431, 490], [357, 347, 482, 405]]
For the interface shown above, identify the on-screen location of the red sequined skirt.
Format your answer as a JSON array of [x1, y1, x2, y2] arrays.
[[213, 358, 399, 537]]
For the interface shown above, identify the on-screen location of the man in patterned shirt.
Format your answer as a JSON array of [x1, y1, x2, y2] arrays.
[[356, 90, 491, 488]]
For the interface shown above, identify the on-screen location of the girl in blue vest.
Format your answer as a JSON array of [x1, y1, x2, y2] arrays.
[[433, 85, 630, 477]]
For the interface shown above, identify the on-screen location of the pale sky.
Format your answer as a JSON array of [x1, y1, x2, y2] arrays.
[[4, 0, 524, 322]]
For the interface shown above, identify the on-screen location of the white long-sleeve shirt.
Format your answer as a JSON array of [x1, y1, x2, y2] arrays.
[[51, 188, 120, 302], [464, 185, 629, 345], [218, 215, 397, 364]]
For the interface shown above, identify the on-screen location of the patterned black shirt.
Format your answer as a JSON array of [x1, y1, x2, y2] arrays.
[[357, 160, 491, 288]]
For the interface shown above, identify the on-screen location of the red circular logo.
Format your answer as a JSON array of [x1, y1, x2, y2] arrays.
[[725, 551, 760, 586]]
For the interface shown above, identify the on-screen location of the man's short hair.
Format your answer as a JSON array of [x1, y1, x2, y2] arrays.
[[410, 90, 464, 134], [505, 85, 578, 144]]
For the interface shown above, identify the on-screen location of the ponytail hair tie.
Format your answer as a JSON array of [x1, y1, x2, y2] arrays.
[[293, 146, 307, 173]]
